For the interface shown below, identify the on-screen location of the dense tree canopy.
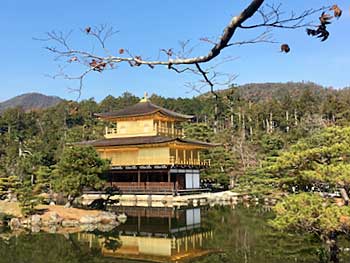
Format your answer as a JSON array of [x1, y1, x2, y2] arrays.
[[0, 82, 350, 196], [52, 146, 110, 200], [261, 127, 350, 191], [271, 193, 350, 237]]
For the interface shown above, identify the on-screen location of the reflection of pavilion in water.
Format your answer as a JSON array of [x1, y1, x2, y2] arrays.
[[78, 206, 215, 262]]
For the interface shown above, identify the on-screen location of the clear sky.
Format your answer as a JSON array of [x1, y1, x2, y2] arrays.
[[0, 0, 349, 102]]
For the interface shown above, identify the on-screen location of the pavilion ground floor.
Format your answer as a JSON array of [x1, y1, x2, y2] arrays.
[[100, 166, 205, 195]]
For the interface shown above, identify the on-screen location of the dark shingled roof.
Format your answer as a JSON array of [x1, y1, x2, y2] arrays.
[[77, 136, 217, 148], [95, 101, 193, 120]]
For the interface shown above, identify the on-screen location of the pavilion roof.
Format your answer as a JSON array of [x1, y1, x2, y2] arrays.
[[77, 135, 218, 148], [95, 101, 194, 120]]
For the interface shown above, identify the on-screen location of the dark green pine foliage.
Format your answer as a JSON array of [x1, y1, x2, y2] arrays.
[[52, 146, 110, 199], [262, 126, 350, 191]]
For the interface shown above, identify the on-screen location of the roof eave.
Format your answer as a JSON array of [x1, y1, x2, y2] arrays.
[[94, 110, 194, 121]]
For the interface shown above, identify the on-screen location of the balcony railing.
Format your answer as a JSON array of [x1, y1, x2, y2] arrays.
[[105, 126, 184, 138], [108, 156, 210, 167], [156, 126, 184, 137], [169, 156, 211, 167], [110, 182, 177, 193]]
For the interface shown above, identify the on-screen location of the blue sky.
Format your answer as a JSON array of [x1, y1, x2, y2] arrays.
[[0, 0, 349, 102]]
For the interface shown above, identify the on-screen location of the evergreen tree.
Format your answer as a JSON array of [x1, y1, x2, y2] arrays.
[[52, 146, 110, 207]]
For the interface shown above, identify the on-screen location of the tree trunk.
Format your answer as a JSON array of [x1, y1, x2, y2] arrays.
[[340, 188, 349, 205], [266, 118, 270, 133], [230, 106, 234, 128], [269, 112, 273, 133], [325, 233, 339, 263], [242, 112, 246, 140], [229, 176, 235, 189], [248, 115, 253, 139], [213, 96, 218, 134], [238, 109, 242, 129]]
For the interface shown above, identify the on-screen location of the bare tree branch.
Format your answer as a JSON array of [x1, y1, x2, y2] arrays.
[[40, 0, 341, 97], [240, 5, 330, 29]]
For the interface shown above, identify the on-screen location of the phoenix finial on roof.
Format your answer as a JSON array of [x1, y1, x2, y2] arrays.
[[140, 92, 149, 102]]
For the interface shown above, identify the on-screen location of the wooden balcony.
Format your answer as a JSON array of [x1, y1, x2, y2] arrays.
[[156, 126, 184, 137], [105, 126, 184, 138], [169, 156, 211, 167], [106, 156, 210, 167]]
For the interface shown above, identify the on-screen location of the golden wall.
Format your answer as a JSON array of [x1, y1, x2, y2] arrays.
[[97, 146, 202, 166], [98, 147, 169, 166], [105, 119, 157, 138], [105, 118, 184, 139]]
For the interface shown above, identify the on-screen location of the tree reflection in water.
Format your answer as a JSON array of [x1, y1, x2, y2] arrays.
[[198, 204, 350, 263]]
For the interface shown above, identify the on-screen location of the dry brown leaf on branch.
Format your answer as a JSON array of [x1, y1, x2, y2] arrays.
[[330, 4, 342, 18], [280, 44, 290, 53], [306, 9, 338, 42], [85, 26, 91, 34], [319, 12, 332, 25], [89, 59, 106, 72], [68, 56, 79, 63]]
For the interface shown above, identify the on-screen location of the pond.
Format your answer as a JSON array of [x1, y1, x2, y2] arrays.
[[1, 203, 350, 263]]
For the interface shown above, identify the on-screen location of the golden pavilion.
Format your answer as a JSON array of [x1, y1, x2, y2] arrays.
[[81, 94, 216, 195]]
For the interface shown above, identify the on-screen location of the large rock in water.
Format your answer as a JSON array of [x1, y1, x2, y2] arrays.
[[9, 218, 21, 229], [97, 212, 118, 224], [117, 213, 127, 224], [48, 212, 62, 225], [79, 215, 100, 224], [31, 215, 42, 226], [80, 224, 98, 232], [62, 219, 80, 227], [79, 212, 119, 225], [97, 223, 118, 232]]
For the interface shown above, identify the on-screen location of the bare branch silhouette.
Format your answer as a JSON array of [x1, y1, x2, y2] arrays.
[[40, 1, 341, 96]]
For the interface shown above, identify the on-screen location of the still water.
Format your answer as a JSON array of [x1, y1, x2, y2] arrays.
[[1, 204, 350, 263]]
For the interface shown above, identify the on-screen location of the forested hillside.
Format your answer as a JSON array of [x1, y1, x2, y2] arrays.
[[212, 82, 335, 102], [1, 82, 350, 202]]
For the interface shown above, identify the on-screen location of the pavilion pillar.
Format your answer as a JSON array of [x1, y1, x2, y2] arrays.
[[138, 215, 141, 233], [168, 170, 171, 183], [175, 174, 178, 194], [137, 169, 141, 185]]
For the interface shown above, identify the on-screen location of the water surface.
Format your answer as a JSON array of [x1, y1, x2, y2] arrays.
[[1, 204, 350, 263]]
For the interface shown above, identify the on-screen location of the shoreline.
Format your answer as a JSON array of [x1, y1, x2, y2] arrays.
[[0, 201, 125, 233], [81, 190, 240, 208]]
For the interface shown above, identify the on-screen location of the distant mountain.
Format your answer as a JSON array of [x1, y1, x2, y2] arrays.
[[0, 93, 63, 112], [201, 81, 337, 102]]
